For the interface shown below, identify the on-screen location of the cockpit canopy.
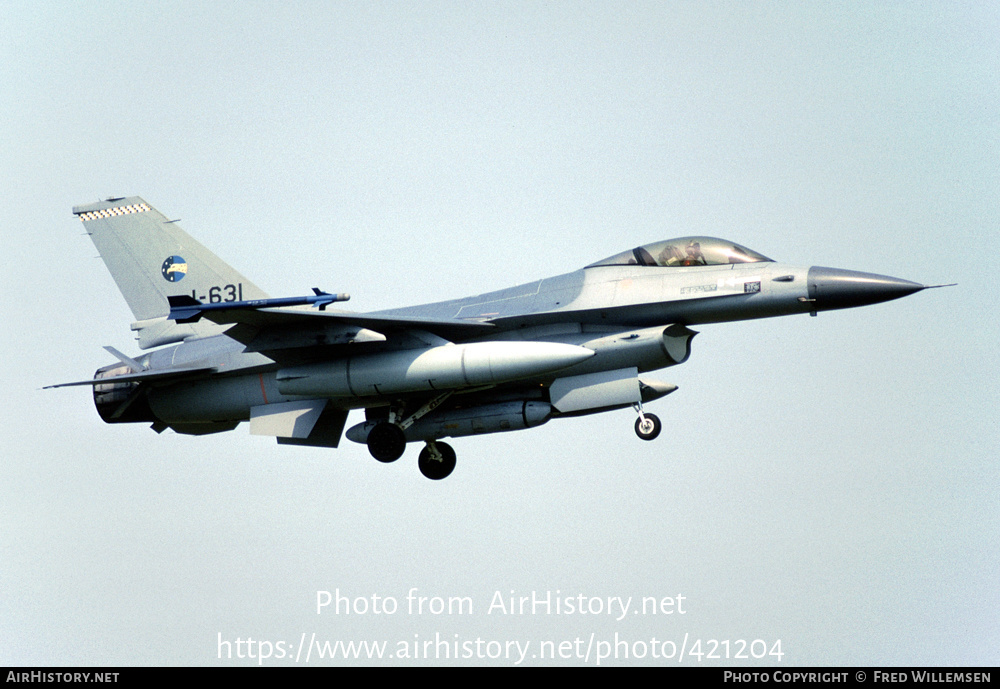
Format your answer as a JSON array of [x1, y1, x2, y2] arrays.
[[587, 236, 773, 268]]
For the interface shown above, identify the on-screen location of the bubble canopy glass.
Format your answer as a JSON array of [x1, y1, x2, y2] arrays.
[[587, 236, 773, 268]]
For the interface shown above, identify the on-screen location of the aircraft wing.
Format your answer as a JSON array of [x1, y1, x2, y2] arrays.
[[192, 306, 497, 351]]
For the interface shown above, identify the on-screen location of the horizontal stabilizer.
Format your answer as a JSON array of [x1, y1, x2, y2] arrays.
[[45, 366, 215, 389], [103, 346, 143, 373]]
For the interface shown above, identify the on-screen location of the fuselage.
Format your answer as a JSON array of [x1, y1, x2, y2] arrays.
[[375, 260, 815, 327], [104, 255, 921, 433]]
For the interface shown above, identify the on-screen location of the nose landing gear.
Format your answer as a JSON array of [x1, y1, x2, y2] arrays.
[[633, 403, 662, 441]]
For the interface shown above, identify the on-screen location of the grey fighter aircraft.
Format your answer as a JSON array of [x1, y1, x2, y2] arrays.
[[50, 197, 938, 480]]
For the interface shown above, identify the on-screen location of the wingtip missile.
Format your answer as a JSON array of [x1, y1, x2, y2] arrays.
[[311, 288, 350, 310], [167, 290, 351, 323]]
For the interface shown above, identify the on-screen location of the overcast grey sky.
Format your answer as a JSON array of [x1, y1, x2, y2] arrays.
[[2, 1, 997, 666]]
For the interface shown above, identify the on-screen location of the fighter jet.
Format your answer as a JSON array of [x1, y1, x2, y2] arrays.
[[50, 197, 940, 480]]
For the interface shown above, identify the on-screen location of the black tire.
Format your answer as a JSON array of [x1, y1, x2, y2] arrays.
[[418, 442, 457, 480], [367, 422, 406, 462], [634, 413, 662, 441]]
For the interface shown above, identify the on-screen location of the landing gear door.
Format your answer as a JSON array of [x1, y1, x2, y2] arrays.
[[549, 367, 640, 415]]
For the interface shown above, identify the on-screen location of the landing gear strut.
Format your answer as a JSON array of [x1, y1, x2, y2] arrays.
[[633, 403, 661, 441], [418, 441, 456, 480], [366, 394, 454, 466]]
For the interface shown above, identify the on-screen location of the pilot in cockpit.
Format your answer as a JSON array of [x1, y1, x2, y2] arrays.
[[681, 240, 706, 266], [658, 240, 706, 266], [657, 244, 684, 266]]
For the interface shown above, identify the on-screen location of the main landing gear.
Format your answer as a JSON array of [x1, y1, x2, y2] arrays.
[[364, 395, 663, 479], [418, 441, 456, 480], [366, 422, 456, 480], [365, 396, 458, 480], [366, 422, 406, 463]]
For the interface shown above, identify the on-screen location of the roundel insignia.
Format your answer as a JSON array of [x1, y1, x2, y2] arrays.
[[161, 255, 188, 282]]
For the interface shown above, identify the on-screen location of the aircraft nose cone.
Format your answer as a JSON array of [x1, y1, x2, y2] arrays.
[[807, 267, 924, 311]]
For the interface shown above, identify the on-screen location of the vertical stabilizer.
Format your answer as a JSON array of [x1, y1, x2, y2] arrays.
[[74, 197, 269, 322]]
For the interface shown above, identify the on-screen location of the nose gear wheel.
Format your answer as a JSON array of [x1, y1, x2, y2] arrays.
[[634, 412, 661, 441]]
